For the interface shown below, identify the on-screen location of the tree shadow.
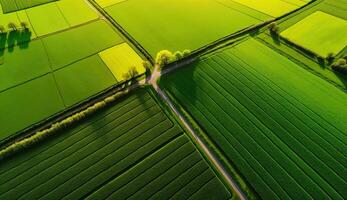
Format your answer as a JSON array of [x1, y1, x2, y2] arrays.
[[270, 31, 280, 46], [0, 29, 31, 61]]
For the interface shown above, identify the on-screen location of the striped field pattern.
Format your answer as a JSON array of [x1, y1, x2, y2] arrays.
[[161, 39, 347, 200], [0, 89, 232, 200]]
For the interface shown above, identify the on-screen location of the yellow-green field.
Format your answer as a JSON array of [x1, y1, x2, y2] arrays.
[[95, 0, 126, 8], [99, 43, 145, 81], [281, 11, 347, 56], [231, 0, 307, 17]]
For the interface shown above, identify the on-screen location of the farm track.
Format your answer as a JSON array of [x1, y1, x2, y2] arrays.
[[150, 66, 247, 200], [160, 47, 347, 200], [0, 89, 232, 200]]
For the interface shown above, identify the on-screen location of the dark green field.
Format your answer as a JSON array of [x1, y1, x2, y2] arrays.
[[0, 88, 232, 200], [161, 38, 347, 200]]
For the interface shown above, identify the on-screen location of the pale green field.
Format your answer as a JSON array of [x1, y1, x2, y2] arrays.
[[281, 11, 347, 56], [99, 43, 145, 81], [230, 0, 305, 17]]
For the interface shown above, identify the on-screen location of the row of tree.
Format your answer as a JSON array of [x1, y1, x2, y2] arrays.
[[155, 49, 191, 68], [0, 22, 29, 34], [331, 56, 347, 75]]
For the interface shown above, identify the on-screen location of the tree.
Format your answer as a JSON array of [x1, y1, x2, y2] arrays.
[[174, 51, 183, 60], [20, 22, 29, 31], [269, 22, 279, 34], [0, 25, 5, 34], [182, 49, 191, 57], [8, 22, 17, 32], [156, 50, 175, 67], [122, 66, 139, 80]]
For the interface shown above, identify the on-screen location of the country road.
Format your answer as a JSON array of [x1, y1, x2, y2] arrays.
[[149, 65, 247, 200]]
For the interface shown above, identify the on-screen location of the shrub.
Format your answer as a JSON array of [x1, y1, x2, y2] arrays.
[[0, 89, 131, 160], [0, 25, 6, 34], [8, 22, 17, 32], [20, 22, 29, 30], [269, 22, 279, 34], [142, 61, 152, 70], [174, 51, 183, 60], [122, 66, 139, 80], [331, 58, 347, 75], [155, 50, 175, 67], [182, 49, 191, 57]]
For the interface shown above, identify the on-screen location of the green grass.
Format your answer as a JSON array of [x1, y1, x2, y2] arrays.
[[26, 3, 69, 36], [103, 0, 262, 57], [0, 74, 65, 141], [281, 11, 347, 57], [56, 0, 99, 26], [54, 55, 116, 107], [42, 20, 123, 70], [161, 38, 347, 200], [0, 89, 232, 200]]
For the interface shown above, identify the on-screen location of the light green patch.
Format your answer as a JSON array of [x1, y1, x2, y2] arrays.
[[105, 0, 260, 57], [96, 0, 126, 8], [57, 0, 99, 26], [99, 43, 145, 81], [281, 11, 347, 57], [0, 74, 65, 141], [231, 0, 301, 17], [42, 20, 123, 70], [54, 55, 116, 107], [26, 3, 69, 36]]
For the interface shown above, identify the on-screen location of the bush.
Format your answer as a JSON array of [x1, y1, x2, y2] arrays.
[[155, 50, 175, 67], [269, 22, 279, 34], [122, 66, 139, 80], [142, 61, 152, 70], [174, 51, 183, 60], [182, 49, 191, 57], [331, 58, 347, 75], [0, 89, 131, 160], [0, 25, 6, 34], [8, 22, 17, 32]]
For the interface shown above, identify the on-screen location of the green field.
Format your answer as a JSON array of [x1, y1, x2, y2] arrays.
[[281, 11, 347, 57], [0, 89, 232, 200], [0, 14, 145, 141], [230, 0, 308, 17], [101, 0, 265, 57], [161, 38, 347, 200], [0, 0, 57, 13]]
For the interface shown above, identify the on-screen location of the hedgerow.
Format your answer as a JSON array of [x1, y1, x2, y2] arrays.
[[0, 88, 131, 160]]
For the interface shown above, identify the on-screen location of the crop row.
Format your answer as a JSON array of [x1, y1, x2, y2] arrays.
[[0, 89, 231, 200], [161, 47, 347, 199]]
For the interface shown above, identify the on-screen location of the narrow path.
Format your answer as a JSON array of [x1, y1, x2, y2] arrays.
[[149, 65, 247, 200]]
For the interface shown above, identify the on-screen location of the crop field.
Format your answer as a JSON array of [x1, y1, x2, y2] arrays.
[[230, 0, 310, 17], [257, 0, 347, 89], [0, 89, 232, 200], [0, 0, 57, 13], [0, 1, 145, 141], [97, 0, 267, 57], [161, 38, 347, 200], [281, 11, 347, 57]]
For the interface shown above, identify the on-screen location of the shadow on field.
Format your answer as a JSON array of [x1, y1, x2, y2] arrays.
[[333, 71, 347, 90], [0, 29, 31, 62]]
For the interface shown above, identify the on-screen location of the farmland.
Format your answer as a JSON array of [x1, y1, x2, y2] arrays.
[[1, 0, 346, 199], [0, 88, 232, 200], [0, 1, 145, 140], [161, 38, 347, 200], [281, 11, 347, 57]]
